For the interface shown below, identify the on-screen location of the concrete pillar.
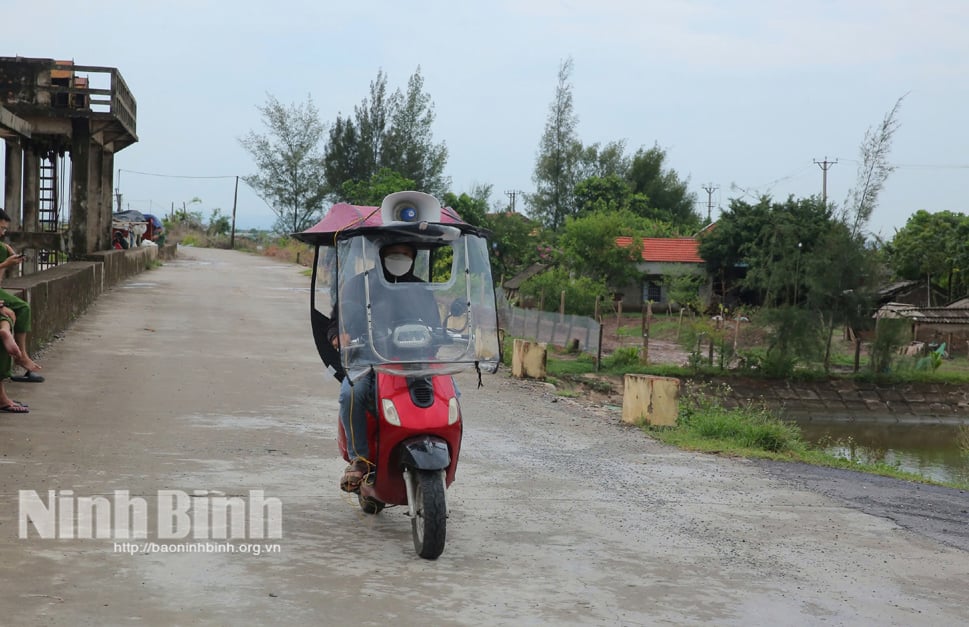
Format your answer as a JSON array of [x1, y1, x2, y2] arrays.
[[19, 147, 41, 274], [511, 338, 547, 379], [99, 151, 114, 251], [22, 147, 40, 232], [621, 374, 680, 426], [86, 139, 101, 252], [3, 138, 23, 228], [88, 143, 104, 251], [69, 118, 91, 257]]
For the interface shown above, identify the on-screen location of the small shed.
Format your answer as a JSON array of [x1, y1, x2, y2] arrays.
[[876, 280, 947, 308], [501, 262, 547, 305], [874, 302, 969, 355]]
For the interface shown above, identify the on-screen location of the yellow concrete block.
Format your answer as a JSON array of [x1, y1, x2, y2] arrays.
[[622, 374, 680, 426], [512, 338, 547, 379]]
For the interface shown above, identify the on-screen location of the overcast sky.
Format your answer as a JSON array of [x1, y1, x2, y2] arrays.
[[4, 0, 967, 238]]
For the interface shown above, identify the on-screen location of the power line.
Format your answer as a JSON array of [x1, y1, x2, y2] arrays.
[[118, 168, 276, 214], [838, 159, 969, 170], [118, 168, 236, 180]]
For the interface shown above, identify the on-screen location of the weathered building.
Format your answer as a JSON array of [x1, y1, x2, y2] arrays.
[[0, 57, 137, 271]]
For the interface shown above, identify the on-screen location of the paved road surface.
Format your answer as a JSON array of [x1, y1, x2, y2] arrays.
[[0, 247, 967, 625]]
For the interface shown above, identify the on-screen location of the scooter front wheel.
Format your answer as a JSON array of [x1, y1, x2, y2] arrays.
[[412, 469, 446, 560]]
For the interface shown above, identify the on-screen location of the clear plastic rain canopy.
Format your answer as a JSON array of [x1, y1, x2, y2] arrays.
[[331, 230, 500, 378]]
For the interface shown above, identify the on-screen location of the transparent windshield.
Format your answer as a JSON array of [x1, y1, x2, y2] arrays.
[[333, 233, 500, 378]]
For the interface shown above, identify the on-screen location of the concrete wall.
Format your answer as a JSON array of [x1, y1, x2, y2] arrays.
[[2, 243, 177, 353]]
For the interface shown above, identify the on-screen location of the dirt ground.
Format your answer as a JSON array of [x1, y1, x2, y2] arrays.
[[552, 313, 692, 403]]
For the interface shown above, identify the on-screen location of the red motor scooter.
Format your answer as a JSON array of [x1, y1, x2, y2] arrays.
[[338, 370, 461, 559], [295, 191, 500, 559]]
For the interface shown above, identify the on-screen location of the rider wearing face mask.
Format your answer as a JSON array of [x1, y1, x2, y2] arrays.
[[327, 241, 441, 492], [380, 243, 416, 281]]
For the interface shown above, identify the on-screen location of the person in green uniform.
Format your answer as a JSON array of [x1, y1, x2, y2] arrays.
[[0, 303, 30, 412], [0, 208, 43, 383]]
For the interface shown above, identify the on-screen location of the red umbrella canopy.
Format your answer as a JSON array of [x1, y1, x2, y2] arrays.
[[293, 201, 472, 246]]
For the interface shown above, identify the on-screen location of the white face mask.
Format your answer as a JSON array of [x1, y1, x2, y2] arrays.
[[383, 253, 413, 277]]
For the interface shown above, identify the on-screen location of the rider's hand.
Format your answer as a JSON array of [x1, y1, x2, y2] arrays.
[[331, 333, 351, 349]]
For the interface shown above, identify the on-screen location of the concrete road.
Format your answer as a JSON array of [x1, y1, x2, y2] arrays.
[[0, 247, 967, 626]]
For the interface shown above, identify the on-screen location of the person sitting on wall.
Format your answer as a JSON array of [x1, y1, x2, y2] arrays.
[[0, 302, 38, 413], [0, 208, 44, 383]]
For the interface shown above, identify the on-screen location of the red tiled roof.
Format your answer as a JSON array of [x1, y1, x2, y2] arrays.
[[616, 236, 704, 263]]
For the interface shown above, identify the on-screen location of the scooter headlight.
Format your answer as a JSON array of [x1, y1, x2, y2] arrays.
[[448, 397, 460, 425], [382, 398, 401, 426]]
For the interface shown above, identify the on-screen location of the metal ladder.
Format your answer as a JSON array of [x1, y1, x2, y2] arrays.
[[37, 154, 60, 269]]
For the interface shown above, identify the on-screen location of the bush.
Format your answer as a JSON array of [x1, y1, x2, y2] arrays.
[[518, 267, 609, 317], [869, 318, 913, 373], [604, 347, 640, 369], [759, 307, 824, 377]]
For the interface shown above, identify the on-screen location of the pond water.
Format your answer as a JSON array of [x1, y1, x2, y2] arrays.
[[788, 415, 969, 485]]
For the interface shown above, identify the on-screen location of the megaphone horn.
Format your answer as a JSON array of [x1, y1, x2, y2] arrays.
[[380, 191, 442, 224]]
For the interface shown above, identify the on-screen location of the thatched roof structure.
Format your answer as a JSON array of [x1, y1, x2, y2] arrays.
[[875, 302, 969, 324]]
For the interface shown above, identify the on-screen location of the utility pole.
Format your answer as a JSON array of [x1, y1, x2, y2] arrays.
[[701, 183, 718, 223], [813, 157, 838, 206], [115, 169, 123, 212], [504, 190, 523, 212], [230, 175, 239, 249]]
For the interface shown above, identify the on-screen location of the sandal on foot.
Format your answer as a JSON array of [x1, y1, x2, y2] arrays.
[[340, 461, 369, 493], [0, 404, 29, 413], [11, 371, 44, 383]]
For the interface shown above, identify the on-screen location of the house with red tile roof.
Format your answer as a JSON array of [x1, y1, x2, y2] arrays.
[[615, 236, 711, 309]]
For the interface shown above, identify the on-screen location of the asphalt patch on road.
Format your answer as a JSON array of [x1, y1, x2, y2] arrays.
[[754, 460, 969, 552]]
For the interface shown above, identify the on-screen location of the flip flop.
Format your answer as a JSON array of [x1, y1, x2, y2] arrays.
[[10, 371, 44, 383], [0, 404, 29, 413]]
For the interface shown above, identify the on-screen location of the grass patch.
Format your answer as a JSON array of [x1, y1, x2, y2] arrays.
[[547, 354, 596, 377], [643, 382, 969, 490], [648, 382, 806, 456]]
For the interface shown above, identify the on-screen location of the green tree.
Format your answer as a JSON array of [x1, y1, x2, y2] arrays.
[[518, 266, 609, 316], [383, 67, 450, 197], [758, 306, 825, 377], [700, 195, 832, 307], [841, 95, 905, 235], [803, 221, 883, 371], [482, 210, 540, 283], [626, 145, 701, 231], [558, 209, 651, 290], [663, 268, 706, 313], [207, 208, 231, 236], [323, 68, 448, 201], [341, 168, 415, 207], [578, 140, 631, 179], [574, 175, 632, 215], [240, 94, 328, 233], [442, 185, 491, 228], [886, 209, 969, 303], [530, 57, 583, 230], [810, 95, 904, 371], [322, 115, 364, 196]]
